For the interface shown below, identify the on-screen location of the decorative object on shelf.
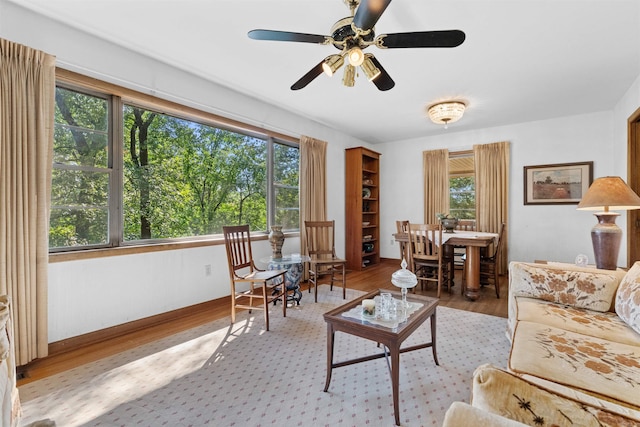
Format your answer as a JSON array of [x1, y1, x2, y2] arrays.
[[268, 225, 285, 258], [577, 176, 640, 270], [363, 201, 370, 212], [391, 258, 418, 314], [362, 187, 371, 198], [363, 242, 374, 253], [436, 213, 458, 233], [362, 221, 370, 226], [427, 101, 466, 129]]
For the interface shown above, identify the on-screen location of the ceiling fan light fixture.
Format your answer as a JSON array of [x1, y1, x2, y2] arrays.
[[427, 101, 466, 128], [322, 54, 344, 77], [361, 54, 381, 81], [342, 64, 356, 87], [347, 47, 364, 66]]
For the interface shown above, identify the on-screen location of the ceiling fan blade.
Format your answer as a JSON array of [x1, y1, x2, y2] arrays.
[[353, 0, 392, 32], [377, 30, 466, 48], [248, 29, 328, 44], [291, 61, 325, 90], [368, 56, 395, 91]]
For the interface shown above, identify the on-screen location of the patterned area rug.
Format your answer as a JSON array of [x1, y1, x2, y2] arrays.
[[18, 286, 510, 427]]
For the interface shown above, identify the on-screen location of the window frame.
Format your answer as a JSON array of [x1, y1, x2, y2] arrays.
[[448, 150, 476, 220], [51, 69, 300, 259]]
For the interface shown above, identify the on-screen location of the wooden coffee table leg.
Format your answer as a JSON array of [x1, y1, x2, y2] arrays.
[[324, 325, 335, 392], [390, 346, 401, 426], [430, 311, 439, 366]]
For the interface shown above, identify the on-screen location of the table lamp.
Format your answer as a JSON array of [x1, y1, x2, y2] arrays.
[[577, 176, 640, 270]]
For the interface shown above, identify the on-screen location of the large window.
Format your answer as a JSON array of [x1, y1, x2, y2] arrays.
[[51, 83, 299, 251], [449, 153, 475, 219]]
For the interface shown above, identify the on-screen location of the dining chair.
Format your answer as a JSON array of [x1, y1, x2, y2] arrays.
[[304, 220, 347, 302], [395, 220, 411, 266], [223, 225, 290, 331], [452, 219, 477, 270], [461, 222, 506, 298], [408, 222, 451, 298], [455, 219, 476, 231]]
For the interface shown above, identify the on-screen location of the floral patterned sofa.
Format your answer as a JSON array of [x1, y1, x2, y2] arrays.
[[505, 261, 640, 423], [444, 261, 640, 426]]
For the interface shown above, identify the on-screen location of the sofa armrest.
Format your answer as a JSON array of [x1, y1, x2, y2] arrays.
[[508, 261, 625, 312], [443, 402, 528, 427]]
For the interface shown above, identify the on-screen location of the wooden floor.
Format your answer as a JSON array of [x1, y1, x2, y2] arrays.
[[17, 258, 507, 386]]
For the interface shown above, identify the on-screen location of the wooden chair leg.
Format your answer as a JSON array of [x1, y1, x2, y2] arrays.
[[281, 275, 287, 318], [262, 283, 270, 331], [341, 264, 346, 299], [313, 272, 318, 303], [494, 269, 500, 298], [230, 283, 237, 324]]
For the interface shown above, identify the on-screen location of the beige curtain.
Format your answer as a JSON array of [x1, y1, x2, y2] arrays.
[[299, 136, 327, 277], [474, 141, 510, 275], [423, 149, 449, 223], [0, 39, 55, 364]]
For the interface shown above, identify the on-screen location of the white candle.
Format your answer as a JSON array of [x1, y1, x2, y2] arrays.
[[362, 299, 375, 316]]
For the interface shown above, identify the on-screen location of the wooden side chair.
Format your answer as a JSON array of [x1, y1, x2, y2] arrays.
[[478, 222, 506, 298], [395, 220, 411, 266], [408, 223, 451, 298], [455, 219, 476, 231], [452, 219, 477, 270], [304, 220, 347, 302], [222, 225, 290, 331], [461, 222, 506, 298]]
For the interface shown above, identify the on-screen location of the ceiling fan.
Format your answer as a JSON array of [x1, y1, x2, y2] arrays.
[[248, 0, 465, 91]]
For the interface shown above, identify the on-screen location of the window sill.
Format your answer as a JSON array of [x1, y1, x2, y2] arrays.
[[49, 231, 300, 263]]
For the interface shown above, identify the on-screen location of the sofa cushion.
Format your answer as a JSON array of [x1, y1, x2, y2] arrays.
[[472, 364, 640, 426], [514, 297, 640, 346], [509, 262, 624, 312], [615, 262, 640, 336], [509, 321, 640, 408]]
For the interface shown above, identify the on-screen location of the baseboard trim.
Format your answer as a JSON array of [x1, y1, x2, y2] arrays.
[[47, 298, 224, 357]]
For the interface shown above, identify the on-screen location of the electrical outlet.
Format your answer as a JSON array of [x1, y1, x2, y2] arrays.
[[390, 239, 395, 245], [205, 264, 212, 276]]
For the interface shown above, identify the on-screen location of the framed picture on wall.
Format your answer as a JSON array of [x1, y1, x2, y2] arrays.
[[524, 161, 593, 205]]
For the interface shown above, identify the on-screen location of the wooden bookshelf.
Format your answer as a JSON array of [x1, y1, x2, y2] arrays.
[[345, 147, 381, 271]]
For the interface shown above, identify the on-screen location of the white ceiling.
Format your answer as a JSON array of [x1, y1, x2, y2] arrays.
[[11, 0, 640, 144]]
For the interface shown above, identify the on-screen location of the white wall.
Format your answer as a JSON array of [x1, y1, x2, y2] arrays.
[[378, 111, 627, 267]]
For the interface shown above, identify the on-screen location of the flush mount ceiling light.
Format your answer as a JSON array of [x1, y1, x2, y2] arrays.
[[427, 101, 467, 129]]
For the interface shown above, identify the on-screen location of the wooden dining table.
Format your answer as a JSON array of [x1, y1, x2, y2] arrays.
[[393, 229, 498, 301]]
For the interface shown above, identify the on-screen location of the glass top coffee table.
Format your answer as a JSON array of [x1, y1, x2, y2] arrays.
[[259, 255, 311, 305], [323, 289, 439, 426]]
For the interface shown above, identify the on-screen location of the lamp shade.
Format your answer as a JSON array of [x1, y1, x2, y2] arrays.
[[577, 176, 640, 211]]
